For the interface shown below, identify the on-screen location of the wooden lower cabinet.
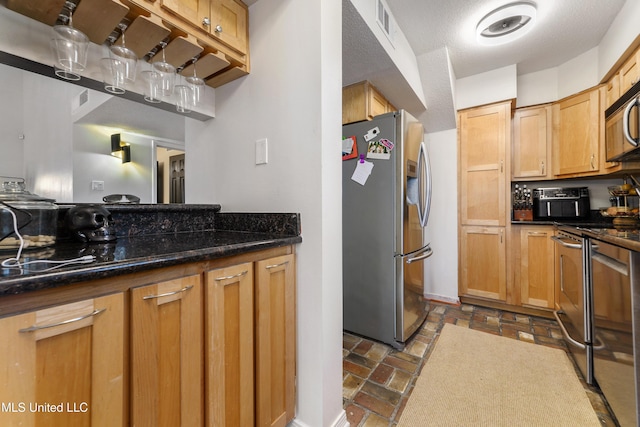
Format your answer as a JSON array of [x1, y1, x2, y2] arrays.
[[459, 226, 506, 302], [519, 227, 555, 309], [255, 254, 296, 427], [0, 293, 125, 427], [130, 274, 203, 427], [205, 263, 255, 427]]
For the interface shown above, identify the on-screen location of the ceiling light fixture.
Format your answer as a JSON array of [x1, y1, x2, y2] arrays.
[[476, 2, 537, 46]]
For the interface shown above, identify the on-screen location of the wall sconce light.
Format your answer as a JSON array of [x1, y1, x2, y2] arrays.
[[111, 133, 131, 163]]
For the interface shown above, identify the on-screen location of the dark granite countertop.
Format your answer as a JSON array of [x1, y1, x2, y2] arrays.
[[0, 209, 302, 296], [557, 226, 640, 252]]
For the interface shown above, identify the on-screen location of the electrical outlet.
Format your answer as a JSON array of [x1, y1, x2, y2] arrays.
[[91, 180, 104, 191], [256, 138, 268, 165]]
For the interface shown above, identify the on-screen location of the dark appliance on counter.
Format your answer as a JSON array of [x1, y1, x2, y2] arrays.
[[532, 187, 590, 219], [605, 79, 640, 162]]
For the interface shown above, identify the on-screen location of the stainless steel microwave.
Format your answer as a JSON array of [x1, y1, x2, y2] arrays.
[[606, 80, 640, 162]]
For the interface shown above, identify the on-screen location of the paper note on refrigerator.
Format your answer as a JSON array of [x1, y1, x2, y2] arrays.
[[351, 159, 374, 185]]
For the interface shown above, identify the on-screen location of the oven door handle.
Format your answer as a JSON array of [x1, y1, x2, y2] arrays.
[[553, 310, 586, 350], [550, 235, 582, 249]]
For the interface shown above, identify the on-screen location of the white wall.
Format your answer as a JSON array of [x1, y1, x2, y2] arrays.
[[73, 128, 155, 203], [0, 65, 24, 178], [455, 65, 517, 110], [349, 0, 426, 109], [424, 129, 459, 303], [22, 71, 74, 202], [599, 0, 640, 80], [185, 0, 345, 426]]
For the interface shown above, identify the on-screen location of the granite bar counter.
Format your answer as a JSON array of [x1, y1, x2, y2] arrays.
[[0, 205, 302, 296]]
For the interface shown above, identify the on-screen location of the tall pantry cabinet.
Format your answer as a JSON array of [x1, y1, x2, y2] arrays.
[[458, 101, 512, 302]]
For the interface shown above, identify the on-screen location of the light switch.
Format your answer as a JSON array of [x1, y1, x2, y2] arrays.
[[91, 180, 104, 191], [256, 138, 268, 165]]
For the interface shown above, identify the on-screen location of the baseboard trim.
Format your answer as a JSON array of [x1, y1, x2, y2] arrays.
[[289, 410, 349, 427], [424, 293, 460, 305]]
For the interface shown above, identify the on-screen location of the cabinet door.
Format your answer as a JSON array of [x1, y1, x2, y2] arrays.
[[131, 275, 203, 427], [553, 89, 600, 176], [205, 263, 254, 427], [255, 254, 296, 427], [512, 105, 551, 179], [459, 102, 509, 226], [210, 0, 248, 54], [0, 293, 125, 427], [520, 227, 555, 308], [161, 0, 208, 29], [369, 85, 389, 119], [620, 50, 640, 95], [459, 226, 506, 301]]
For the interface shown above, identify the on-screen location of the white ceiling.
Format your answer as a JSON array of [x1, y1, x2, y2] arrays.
[[343, 0, 628, 132], [385, 0, 626, 79]]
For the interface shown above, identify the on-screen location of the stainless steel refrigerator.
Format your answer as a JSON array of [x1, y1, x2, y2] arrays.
[[342, 110, 432, 349]]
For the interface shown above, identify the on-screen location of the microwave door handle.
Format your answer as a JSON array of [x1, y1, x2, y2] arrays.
[[623, 96, 640, 147]]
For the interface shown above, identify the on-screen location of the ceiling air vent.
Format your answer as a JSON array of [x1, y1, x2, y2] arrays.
[[376, 0, 395, 45]]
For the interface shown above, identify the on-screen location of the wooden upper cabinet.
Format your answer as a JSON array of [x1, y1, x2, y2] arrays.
[[605, 74, 620, 109], [512, 104, 552, 180], [342, 81, 396, 124], [0, 293, 125, 427], [458, 101, 511, 226], [620, 49, 640, 96], [552, 88, 601, 177], [160, 0, 247, 54], [130, 275, 203, 427]]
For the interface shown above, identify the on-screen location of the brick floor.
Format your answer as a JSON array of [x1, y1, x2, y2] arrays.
[[343, 301, 616, 426]]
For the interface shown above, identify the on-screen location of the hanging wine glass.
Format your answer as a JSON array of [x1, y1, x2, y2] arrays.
[[110, 23, 137, 87], [141, 61, 162, 104], [174, 74, 193, 113], [185, 57, 205, 108], [50, 1, 89, 81], [152, 42, 176, 98]]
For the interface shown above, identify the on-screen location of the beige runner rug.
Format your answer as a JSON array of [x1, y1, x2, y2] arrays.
[[397, 323, 601, 426]]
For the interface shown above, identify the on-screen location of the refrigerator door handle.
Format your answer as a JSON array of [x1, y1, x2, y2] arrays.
[[418, 142, 432, 228], [405, 245, 433, 264]]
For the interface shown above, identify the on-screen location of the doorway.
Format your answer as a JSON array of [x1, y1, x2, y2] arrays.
[[155, 143, 185, 203]]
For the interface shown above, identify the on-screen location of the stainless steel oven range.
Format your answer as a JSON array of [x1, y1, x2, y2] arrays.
[[554, 225, 640, 426], [589, 234, 640, 427], [552, 227, 594, 385]]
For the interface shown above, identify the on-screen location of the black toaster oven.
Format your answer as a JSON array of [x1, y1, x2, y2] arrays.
[[532, 187, 590, 219]]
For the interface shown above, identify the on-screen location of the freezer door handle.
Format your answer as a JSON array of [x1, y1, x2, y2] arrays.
[[417, 142, 431, 228], [405, 245, 433, 264]]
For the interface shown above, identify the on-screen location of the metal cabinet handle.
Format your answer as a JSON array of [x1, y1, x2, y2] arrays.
[[540, 160, 545, 175], [214, 270, 248, 282], [214, 25, 223, 33], [590, 153, 595, 170], [202, 17, 211, 26], [19, 308, 106, 333], [143, 285, 193, 300], [266, 261, 289, 269]]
